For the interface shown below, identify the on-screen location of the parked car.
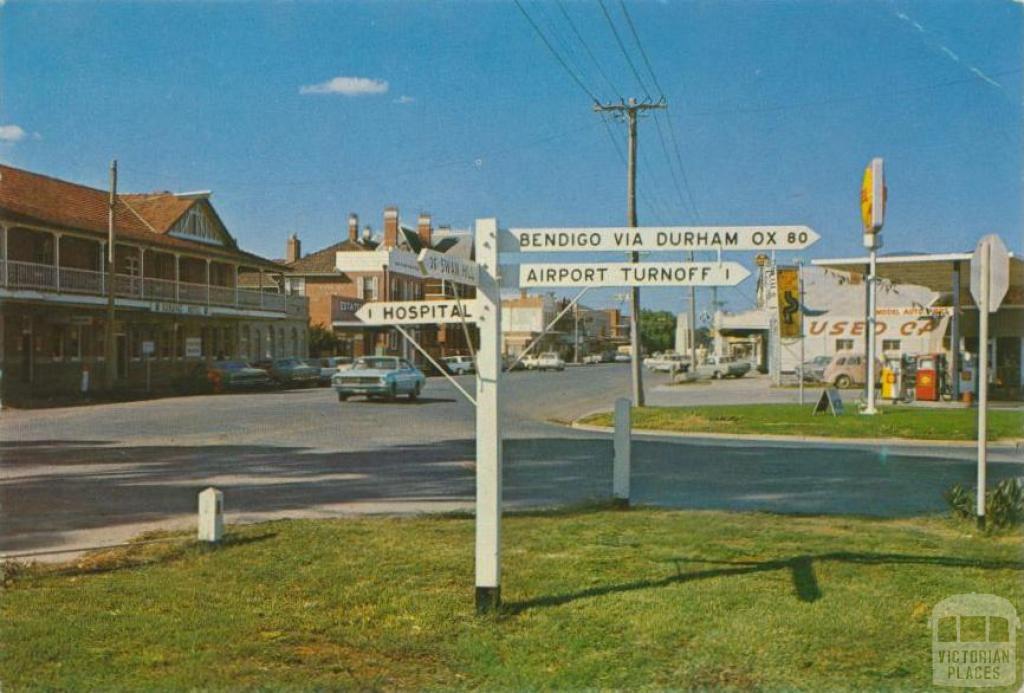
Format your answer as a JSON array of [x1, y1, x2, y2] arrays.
[[614, 352, 632, 363], [317, 356, 353, 386], [521, 354, 540, 370], [537, 352, 565, 371], [822, 352, 883, 388], [331, 356, 426, 401], [695, 355, 751, 380], [503, 355, 527, 372], [645, 353, 690, 373], [202, 361, 273, 392], [442, 355, 475, 375], [582, 353, 603, 365], [797, 355, 832, 383], [257, 358, 319, 388]]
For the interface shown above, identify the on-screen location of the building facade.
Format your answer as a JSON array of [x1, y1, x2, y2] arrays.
[[0, 165, 308, 403]]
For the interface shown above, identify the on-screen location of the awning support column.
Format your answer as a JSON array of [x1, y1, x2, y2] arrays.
[[951, 260, 961, 400]]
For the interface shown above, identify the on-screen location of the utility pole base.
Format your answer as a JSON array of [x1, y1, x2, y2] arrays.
[[976, 515, 986, 531], [611, 497, 630, 510], [475, 586, 501, 614]]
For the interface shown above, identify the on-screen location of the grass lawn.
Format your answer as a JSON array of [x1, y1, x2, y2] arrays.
[[2, 509, 1022, 690], [580, 404, 1024, 441]]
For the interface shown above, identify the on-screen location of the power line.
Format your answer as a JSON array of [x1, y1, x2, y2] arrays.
[[556, 0, 623, 102], [597, 0, 653, 100], [618, 0, 665, 100], [513, 0, 600, 104]]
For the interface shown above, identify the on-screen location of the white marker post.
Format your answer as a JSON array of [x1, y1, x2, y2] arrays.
[[474, 218, 503, 613], [613, 397, 631, 507], [970, 234, 1010, 530], [860, 158, 885, 416]]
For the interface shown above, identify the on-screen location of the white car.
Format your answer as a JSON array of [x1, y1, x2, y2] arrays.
[[645, 353, 689, 373], [521, 354, 540, 370], [537, 352, 565, 371], [442, 355, 475, 375]]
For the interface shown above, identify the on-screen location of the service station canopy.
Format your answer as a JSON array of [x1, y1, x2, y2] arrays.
[[509, 226, 820, 252]]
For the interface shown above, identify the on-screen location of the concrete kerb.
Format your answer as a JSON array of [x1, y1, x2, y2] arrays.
[[568, 409, 1024, 450]]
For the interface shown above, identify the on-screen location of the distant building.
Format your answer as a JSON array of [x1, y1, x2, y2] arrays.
[[0, 164, 308, 403], [501, 291, 626, 359]]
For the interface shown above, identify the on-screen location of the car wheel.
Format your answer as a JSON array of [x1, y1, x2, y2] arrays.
[[713, 371, 722, 380], [337, 392, 348, 402], [408, 383, 421, 401], [388, 383, 398, 401], [834, 375, 851, 388]]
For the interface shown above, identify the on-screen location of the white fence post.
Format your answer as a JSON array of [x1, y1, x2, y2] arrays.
[[474, 218, 503, 613], [613, 397, 631, 507], [198, 487, 224, 543]]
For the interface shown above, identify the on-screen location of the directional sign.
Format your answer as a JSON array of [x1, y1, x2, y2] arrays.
[[509, 226, 819, 252], [417, 249, 479, 286], [776, 267, 801, 338], [519, 262, 750, 288], [971, 234, 1010, 313], [354, 299, 478, 325]]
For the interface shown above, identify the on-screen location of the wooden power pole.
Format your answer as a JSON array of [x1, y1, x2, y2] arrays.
[[104, 160, 117, 390], [593, 97, 665, 407]]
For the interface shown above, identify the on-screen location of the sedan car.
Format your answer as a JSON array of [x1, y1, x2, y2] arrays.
[[258, 358, 319, 388], [332, 356, 426, 401], [318, 356, 353, 386], [442, 355, 475, 375], [536, 352, 565, 371], [204, 361, 273, 392], [797, 355, 832, 383]]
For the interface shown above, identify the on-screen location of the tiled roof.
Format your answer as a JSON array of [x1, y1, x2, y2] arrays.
[[285, 238, 377, 275], [0, 165, 284, 270]]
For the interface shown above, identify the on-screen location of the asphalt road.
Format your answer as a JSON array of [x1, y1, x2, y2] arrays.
[[2, 365, 1021, 558]]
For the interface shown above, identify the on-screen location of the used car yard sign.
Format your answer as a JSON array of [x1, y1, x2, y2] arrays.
[[509, 226, 819, 252]]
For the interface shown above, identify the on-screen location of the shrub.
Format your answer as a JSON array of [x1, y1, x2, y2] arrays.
[[944, 478, 1024, 529]]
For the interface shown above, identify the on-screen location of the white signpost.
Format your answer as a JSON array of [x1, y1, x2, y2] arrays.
[[970, 234, 1010, 530], [354, 300, 478, 325], [510, 226, 820, 252], [417, 248, 479, 286], [520, 262, 750, 288]]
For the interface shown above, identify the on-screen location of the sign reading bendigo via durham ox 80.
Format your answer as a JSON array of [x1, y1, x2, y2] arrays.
[[520, 261, 749, 288], [354, 299, 478, 325], [417, 248, 479, 286], [509, 225, 820, 252], [775, 268, 802, 339]]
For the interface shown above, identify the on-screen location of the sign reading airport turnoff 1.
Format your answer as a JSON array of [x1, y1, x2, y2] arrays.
[[509, 226, 819, 252], [417, 248, 479, 286], [520, 262, 750, 288], [354, 299, 478, 325]]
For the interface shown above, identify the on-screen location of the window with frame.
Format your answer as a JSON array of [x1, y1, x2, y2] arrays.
[[836, 339, 854, 351], [50, 325, 64, 360], [68, 326, 82, 361], [882, 339, 901, 352], [360, 276, 378, 301]]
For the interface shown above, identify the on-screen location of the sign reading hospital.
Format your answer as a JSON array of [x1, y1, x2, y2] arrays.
[[510, 226, 820, 252], [520, 262, 750, 288], [354, 299, 477, 325]]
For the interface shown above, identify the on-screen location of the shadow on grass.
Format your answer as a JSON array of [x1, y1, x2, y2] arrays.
[[506, 551, 1024, 614]]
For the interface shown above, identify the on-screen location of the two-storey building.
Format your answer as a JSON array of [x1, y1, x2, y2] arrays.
[[0, 165, 308, 403]]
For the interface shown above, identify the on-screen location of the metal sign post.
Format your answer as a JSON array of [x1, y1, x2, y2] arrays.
[[970, 234, 1010, 530], [860, 158, 886, 416], [474, 218, 503, 613]]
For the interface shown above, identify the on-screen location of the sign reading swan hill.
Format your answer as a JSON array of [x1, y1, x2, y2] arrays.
[[510, 226, 820, 252], [417, 249, 479, 286], [520, 262, 750, 288], [354, 299, 477, 325]]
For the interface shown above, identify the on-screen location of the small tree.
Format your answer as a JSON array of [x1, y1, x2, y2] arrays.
[[639, 310, 676, 354], [308, 323, 339, 357]]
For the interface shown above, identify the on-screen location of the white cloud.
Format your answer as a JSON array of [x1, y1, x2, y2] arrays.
[[0, 125, 26, 142], [299, 76, 389, 96], [394, 95, 415, 104]]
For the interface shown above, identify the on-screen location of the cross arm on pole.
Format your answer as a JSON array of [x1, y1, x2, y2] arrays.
[[393, 324, 477, 406]]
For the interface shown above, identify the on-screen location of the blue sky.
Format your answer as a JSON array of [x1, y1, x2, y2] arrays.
[[1, 0, 1020, 316]]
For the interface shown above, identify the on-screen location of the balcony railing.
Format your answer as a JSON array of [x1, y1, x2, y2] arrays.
[[1, 259, 309, 316]]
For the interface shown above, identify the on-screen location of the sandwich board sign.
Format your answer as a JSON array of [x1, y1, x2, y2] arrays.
[[519, 261, 749, 288], [354, 299, 477, 325], [812, 388, 845, 416]]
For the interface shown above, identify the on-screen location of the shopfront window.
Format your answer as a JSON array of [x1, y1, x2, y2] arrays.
[[50, 325, 64, 360]]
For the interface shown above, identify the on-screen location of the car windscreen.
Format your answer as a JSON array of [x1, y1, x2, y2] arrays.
[[355, 357, 398, 370], [214, 361, 249, 371]]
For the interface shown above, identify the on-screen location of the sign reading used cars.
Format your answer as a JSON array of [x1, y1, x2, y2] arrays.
[[509, 226, 819, 252], [354, 299, 477, 325], [519, 261, 750, 288]]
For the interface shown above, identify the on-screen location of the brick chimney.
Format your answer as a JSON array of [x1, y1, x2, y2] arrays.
[[348, 213, 359, 242], [417, 213, 432, 249], [383, 206, 399, 248], [285, 233, 301, 264]]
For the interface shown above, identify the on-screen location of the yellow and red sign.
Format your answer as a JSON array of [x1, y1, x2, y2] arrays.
[[860, 158, 886, 232], [776, 268, 801, 339]]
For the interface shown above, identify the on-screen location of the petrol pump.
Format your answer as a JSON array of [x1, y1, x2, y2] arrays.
[[914, 353, 951, 402], [881, 356, 901, 401]]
